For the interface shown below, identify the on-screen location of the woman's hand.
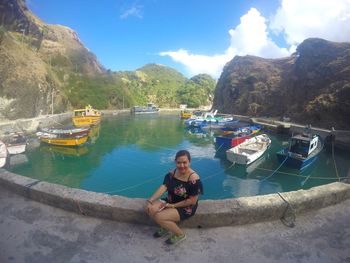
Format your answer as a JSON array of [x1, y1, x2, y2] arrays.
[[144, 200, 154, 214], [157, 201, 168, 211], [165, 203, 175, 209]]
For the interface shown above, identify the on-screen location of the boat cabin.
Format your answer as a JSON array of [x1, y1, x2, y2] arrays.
[[131, 103, 159, 113], [74, 105, 101, 117], [290, 134, 319, 157], [203, 110, 218, 118]]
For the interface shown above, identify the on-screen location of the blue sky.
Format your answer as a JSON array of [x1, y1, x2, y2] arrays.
[[28, 0, 350, 78]]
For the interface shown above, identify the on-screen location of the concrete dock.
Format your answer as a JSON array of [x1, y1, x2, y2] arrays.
[[1, 185, 350, 263]]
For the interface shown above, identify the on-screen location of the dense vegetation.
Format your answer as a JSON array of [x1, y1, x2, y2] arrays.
[[0, 5, 216, 120], [0, 0, 216, 120], [58, 64, 216, 110]]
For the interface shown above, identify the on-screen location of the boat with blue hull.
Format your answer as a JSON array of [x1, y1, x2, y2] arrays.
[[184, 110, 237, 128], [215, 124, 262, 150], [276, 133, 323, 170]]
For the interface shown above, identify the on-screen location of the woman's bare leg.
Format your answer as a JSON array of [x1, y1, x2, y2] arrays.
[[154, 208, 183, 236], [146, 200, 165, 219]]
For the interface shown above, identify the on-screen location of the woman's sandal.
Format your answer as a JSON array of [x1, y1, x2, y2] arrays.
[[153, 228, 169, 238], [165, 233, 186, 245]]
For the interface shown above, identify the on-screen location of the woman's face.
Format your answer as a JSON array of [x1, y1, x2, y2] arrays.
[[175, 155, 190, 174]]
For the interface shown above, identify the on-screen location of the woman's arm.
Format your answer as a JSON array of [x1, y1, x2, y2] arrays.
[[166, 195, 199, 208], [147, 184, 167, 204]]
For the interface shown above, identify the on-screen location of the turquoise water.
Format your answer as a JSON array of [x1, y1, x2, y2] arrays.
[[9, 112, 350, 200]]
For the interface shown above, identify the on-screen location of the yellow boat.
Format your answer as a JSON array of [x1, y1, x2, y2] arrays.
[[180, 110, 192, 119], [39, 134, 89, 146], [72, 105, 101, 127]]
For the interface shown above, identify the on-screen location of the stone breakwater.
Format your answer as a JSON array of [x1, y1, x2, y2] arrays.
[[0, 169, 349, 228]]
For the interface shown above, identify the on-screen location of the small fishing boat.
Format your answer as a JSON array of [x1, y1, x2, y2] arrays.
[[180, 110, 192, 119], [72, 105, 101, 127], [0, 140, 9, 168], [216, 133, 251, 149], [276, 132, 323, 170], [40, 126, 90, 137], [226, 134, 271, 165], [221, 124, 261, 135], [185, 110, 236, 128], [215, 124, 260, 149], [38, 134, 89, 146], [5, 132, 27, 155], [130, 103, 160, 114], [36, 128, 89, 147]]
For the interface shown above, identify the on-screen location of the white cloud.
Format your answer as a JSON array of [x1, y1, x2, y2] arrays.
[[120, 5, 143, 19], [159, 49, 234, 78], [270, 0, 350, 45], [228, 8, 290, 58], [159, 0, 350, 78], [160, 8, 289, 78]]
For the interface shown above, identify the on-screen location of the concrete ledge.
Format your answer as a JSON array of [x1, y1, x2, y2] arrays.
[[1, 169, 350, 228]]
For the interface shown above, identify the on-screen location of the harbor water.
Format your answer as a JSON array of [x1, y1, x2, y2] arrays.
[[8, 112, 350, 200]]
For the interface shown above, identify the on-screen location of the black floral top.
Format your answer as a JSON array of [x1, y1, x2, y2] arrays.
[[162, 169, 203, 220]]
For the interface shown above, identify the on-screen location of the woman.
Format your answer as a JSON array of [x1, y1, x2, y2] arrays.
[[145, 150, 203, 245]]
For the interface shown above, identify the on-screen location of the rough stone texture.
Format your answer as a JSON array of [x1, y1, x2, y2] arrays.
[[1, 169, 350, 228], [1, 185, 350, 263], [0, 112, 71, 135], [214, 38, 350, 130]]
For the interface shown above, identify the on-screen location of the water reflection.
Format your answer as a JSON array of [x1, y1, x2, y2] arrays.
[[88, 124, 100, 144], [7, 113, 349, 200], [9, 153, 28, 167], [222, 175, 282, 197], [40, 145, 89, 157], [184, 126, 216, 146]]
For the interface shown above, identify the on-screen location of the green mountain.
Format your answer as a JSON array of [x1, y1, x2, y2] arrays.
[[0, 0, 215, 120]]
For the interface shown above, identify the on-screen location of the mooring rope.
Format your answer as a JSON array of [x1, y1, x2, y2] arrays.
[[277, 192, 296, 228], [301, 169, 314, 186], [256, 167, 347, 180], [201, 162, 236, 182], [51, 119, 65, 126], [260, 155, 289, 182], [75, 200, 86, 215], [104, 159, 235, 195], [104, 175, 164, 194], [215, 143, 225, 153], [331, 141, 341, 182]]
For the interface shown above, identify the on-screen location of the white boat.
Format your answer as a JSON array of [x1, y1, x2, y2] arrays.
[[40, 126, 90, 137], [185, 109, 236, 128], [226, 134, 271, 165], [0, 140, 9, 168], [5, 132, 27, 155], [130, 103, 160, 114]]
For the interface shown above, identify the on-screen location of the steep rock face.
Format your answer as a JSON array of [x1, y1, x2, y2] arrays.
[[0, 0, 105, 119], [0, 0, 41, 38], [213, 38, 350, 129]]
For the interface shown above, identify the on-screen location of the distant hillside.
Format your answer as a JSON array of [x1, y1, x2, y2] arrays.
[[213, 38, 350, 129], [0, 0, 215, 120]]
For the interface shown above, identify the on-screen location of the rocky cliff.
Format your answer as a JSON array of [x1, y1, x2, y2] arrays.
[[0, 0, 105, 119], [213, 38, 350, 129]]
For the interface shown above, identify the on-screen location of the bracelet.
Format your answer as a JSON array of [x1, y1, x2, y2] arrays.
[[147, 200, 153, 205]]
